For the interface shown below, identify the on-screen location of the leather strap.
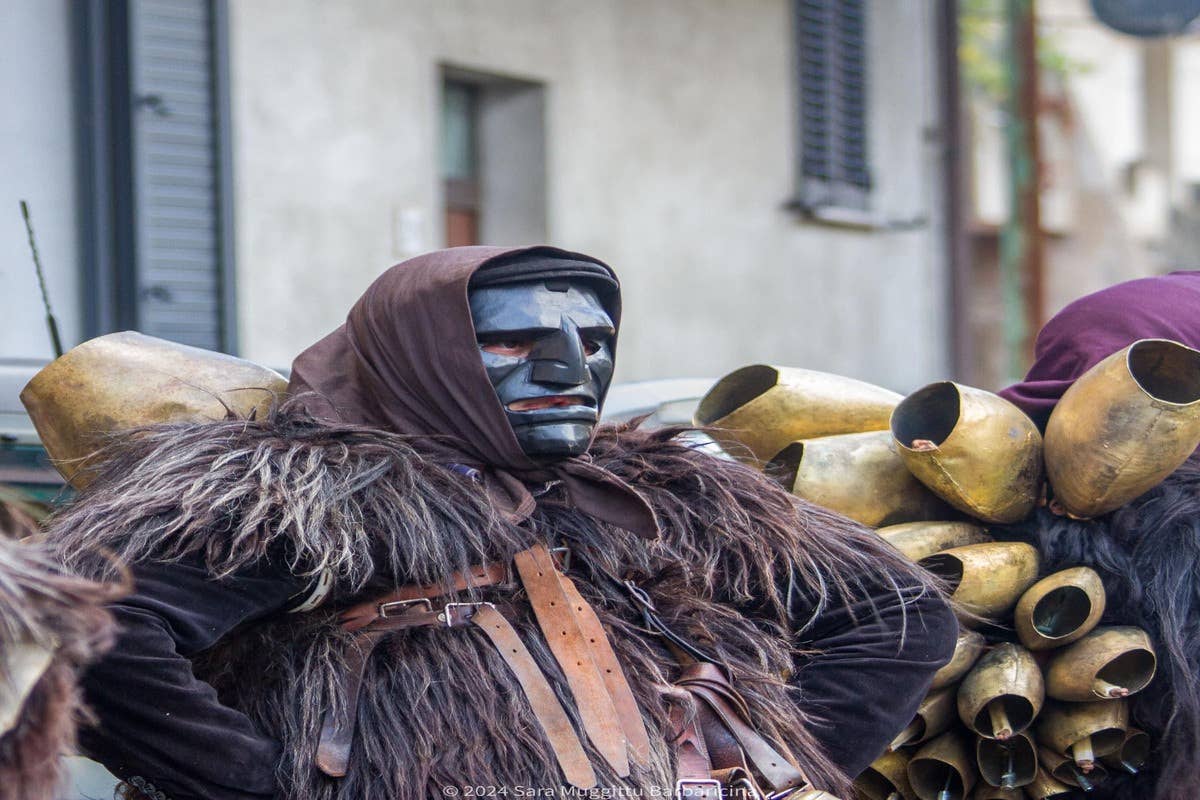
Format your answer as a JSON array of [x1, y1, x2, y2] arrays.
[[668, 697, 723, 800], [556, 567, 653, 764], [471, 604, 598, 789], [515, 544, 630, 777], [340, 562, 512, 632], [675, 663, 810, 794], [316, 601, 598, 788]]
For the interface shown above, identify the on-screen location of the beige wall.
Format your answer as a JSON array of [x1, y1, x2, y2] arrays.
[[229, 0, 949, 393]]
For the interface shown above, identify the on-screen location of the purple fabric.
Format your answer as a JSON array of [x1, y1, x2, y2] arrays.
[[999, 271, 1200, 430]]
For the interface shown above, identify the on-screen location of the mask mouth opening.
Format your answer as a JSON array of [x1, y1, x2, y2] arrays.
[[694, 365, 778, 424], [1127, 339, 1200, 405], [507, 395, 597, 412]]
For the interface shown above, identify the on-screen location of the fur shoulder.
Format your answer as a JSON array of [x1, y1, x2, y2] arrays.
[[46, 408, 493, 592]]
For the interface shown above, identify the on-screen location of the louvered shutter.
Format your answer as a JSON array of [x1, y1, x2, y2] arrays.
[[796, 0, 871, 211], [127, 0, 227, 350]]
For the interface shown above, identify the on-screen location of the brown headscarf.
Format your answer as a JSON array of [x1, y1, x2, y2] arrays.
[[288, 245, 659, 538]]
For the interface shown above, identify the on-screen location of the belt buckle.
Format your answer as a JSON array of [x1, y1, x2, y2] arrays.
[[379, 597, 432, 619], [549, 546, 572, 571], [439, 601, 496, 627], [675, 779, 722, 799]]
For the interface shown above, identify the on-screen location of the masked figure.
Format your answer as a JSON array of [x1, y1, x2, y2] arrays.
[[997, 270, 1200, 800], [44, 246, 955, 800]]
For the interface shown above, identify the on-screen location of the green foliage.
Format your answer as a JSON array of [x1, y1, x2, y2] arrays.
[[959, 0, 1091, 106]]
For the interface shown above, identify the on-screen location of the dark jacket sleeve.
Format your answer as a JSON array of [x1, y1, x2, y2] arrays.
[[78, 553, 307, 800], [787, 570, 958, 778]]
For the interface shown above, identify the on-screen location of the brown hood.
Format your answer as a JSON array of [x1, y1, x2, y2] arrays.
[[288, 245, 659, 538]]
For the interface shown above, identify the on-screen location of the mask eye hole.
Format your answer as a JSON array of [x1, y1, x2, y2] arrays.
[[480, 340, 534, 358], [583, 339, 602, 356]]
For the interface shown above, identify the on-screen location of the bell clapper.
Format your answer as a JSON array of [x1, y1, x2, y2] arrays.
[[1093, 679, 1130, 698], [987, 699, 1014, 740], [889, 719, 921, 751], [1000, 746, 1018, 789], [1072, 736, 1096, 773], [1070, 766, 1096, 792], [911, 439, 938, 452], [885, 794, 901, 800], [1118, 759, 1139, 775], [936, 772, 954, 800]]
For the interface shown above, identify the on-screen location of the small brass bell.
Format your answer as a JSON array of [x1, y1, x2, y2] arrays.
[[907, 730, 978, 800], [765, 431, 951, 527], [975, 731, 1037, 789], [957, 644, 1044, 740], [1043, 339, 1200, 518], [918, 543, 1040, 620], [890, 382, 1043, 524], [876, 522, 992, 563], [855, 749, 915, 800], [694, 365, 901, 465], [1014, 567, 1106, 651], [1037, 700, 1129, 774], [929, 629, 987, 691], [1043, 626, 1156, 702], [1100, 727, 1150, 776], [1038, 746, 1109, 791], [890, 686, 959, 751]]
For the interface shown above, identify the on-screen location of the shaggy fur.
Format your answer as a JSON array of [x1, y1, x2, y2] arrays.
[[999, 453, 1200, 800], [0, 513, 122, 800], [48, 407, 940, 800]]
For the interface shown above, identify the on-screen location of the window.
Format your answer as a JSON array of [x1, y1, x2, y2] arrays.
[[76, 0, 236, 353], [794, 0, 871, 212], [439, 68, 547, 247]]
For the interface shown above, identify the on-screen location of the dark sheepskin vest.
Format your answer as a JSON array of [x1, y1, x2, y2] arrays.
[[50, 411, 924, 800], [1000, 454, 1200, 800]]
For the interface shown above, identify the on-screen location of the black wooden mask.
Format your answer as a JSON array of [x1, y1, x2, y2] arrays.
[[469, 279, 616, 459]]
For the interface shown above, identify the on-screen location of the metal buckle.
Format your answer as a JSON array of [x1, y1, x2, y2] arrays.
[[729, 777, 765, 800], [549, 546, 572, 572], [378, 597, 432, 619], [675, 779, 722, 799], [439, 601, 496, 627]]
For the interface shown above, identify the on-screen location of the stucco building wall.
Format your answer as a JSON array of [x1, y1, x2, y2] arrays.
[[229, 0, 950, 393]]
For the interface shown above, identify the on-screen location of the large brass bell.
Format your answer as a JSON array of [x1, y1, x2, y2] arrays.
[[1101, 727, 1149, 775], [1014, 567, 1106, 651], [766, 431, 951, 527], [1037, 700, 1129, 774], [890, 382, 1043, 524], [957, 644, 1044, 740], [1043, 339, 1200, 518], [907, 730, 978, 800], [855, 749, 915, 800], [929, 629, 987, 691], [1024, 769, 1074, 799], [694, 365, 901, 465], [1043, 626, 1157, 701], [21, 331, 287, 488], [876, 522, 991, 563], [975, 732, 1037, 789], [890, 686, 959, 751], [1038, 746, 1109, 792], [918, 543, 1040, 620]]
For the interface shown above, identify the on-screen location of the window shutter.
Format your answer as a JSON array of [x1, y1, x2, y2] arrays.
[[127, 0, 227, 350], [796, 0, 871, 211]]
